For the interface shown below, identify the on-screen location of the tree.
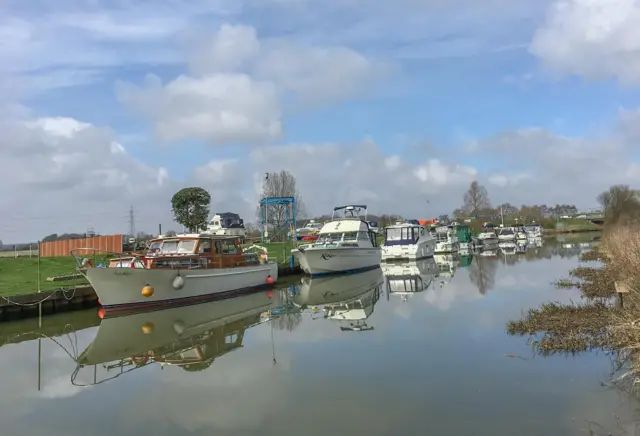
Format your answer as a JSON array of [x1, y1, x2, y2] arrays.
[[496, 203, 519, 218], [437, 214, 451, 223], [260, 170, 307, 240], [462, 181, 491, 218], [597, 184, 640, 226], [468, 256, 498, 295], [171, 187, 211, 233]]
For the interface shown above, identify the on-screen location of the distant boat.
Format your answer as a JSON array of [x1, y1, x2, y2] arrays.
[[206, 212, 247, 238]]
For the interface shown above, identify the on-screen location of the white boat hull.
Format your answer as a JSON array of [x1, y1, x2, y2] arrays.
[[381, 238, 436, 261], [498, 234, 515, 242], [85, 263, 278, 314], [292, 247, 381, 277], [294, 268, 384, 306]]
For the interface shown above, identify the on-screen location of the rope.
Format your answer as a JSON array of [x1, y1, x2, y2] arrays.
[[1, 286, 80, 306]]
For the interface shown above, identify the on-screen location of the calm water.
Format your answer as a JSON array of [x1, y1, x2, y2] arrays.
[[1, 233, 638, 436]]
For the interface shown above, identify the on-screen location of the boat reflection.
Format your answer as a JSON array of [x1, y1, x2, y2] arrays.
[[381, 258, 438, 302], [72, 289, 284, 385], [434, 254, 457, 286], [293, 268, 383, 331]]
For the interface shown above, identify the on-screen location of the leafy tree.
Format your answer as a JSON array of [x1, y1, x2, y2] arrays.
[[462, 181, 491, 218], [171, 187, 211, 233], [597, 184, 640, 226]]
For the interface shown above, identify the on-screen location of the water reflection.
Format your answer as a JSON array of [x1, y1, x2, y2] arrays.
[[293, 268, 383, 331], [5, 233, 637, 436], [380, 258, 438, 302], [74, 290, 284, 385]]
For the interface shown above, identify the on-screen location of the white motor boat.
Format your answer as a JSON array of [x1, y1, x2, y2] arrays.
[[381, 258, 438, 301], [477, 230, 499, 247], [381, 221, 436, 261], [497, 227, 516, 242], [206, 212, 247, 238], [291, 205, 381, 277], [73, 233, 278, 315], [433, 226, 459, 253], [524, 223, 543, 238], [296, 220, 323, 240]]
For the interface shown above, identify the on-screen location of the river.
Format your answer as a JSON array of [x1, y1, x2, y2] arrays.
[[1, 233, 637, 436]]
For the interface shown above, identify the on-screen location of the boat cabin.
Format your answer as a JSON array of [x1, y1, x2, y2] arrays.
[[108, 234, 260, 269], [206, 212, 246, 237], [384, 224, 426, 246], [314, 206, 378, 247], [433, 226, 454, 243]]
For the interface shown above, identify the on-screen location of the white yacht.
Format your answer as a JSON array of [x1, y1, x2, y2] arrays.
[[291, 205, 381, 277], [381, 258, 438, 301], [524, 223, 542, 239], [296, 220, 323, 240], [381, 221, 436, 261], [433, 226, 459, 253], [206, 212, 247, 238], [477, 229, 499, 249], [497, 227, 516, 242]]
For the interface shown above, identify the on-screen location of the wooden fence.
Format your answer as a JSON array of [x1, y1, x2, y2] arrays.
[[40, 234, 123, 258]]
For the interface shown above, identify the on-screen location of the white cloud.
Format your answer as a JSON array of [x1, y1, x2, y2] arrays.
[[531, 0, 640, 84], [117, 24, 392, 145], [0, 114, 176, 240]]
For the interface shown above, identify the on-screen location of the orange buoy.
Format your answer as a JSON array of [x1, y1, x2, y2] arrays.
[[266, 275, 275, 285], [141, 322, 154, 334], [98, 307, 105, 319], [142, 285, 154, 297], [266, 290, 274, 298]]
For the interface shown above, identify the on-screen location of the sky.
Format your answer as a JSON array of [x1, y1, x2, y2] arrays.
[[2, 0, 640, 242]]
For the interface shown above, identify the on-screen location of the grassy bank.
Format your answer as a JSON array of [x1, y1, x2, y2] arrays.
[[506, 223, 640, 377]]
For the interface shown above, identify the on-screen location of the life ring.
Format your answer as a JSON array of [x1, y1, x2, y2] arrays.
[[131, 355, 149, 365]]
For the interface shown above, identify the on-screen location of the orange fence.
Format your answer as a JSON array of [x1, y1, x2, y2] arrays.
[[40, 234, 123, 258]]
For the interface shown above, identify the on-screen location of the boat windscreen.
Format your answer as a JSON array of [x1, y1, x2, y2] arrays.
[[385, 227, 417, 244]]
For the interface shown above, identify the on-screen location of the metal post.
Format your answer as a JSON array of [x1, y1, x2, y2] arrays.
[[37, 338, 42, 391]]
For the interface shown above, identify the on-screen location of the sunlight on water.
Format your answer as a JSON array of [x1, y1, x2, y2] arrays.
[[1, 234, 637, 436]]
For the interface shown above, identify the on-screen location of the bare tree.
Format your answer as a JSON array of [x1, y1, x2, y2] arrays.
[[462, 181, 491, 218], [260, 170, 307, 240], [597, 184, 640, 226]]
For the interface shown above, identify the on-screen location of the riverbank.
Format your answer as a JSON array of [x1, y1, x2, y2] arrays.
[[507, 223, 640, 376]]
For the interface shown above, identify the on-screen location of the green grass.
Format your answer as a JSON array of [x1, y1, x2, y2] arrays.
[[0, 250, 35, 258], [0, 255, 112, 297]]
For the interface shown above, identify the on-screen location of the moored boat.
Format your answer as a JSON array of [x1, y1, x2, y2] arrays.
[[433, 226, 459, 253], [381, 221, 436, 261], [381, 257, 438, 300], [291, 205, 381, 277], [73, 233, 278, 315]]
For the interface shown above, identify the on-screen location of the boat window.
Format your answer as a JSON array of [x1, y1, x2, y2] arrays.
[[198, 239, 212, 254], [178, 240, 196, 253], [147, 241, 162, 255], [318, 233, 342, 243], [214, 239, 239, 254], [343, 232, 358, 241], [161, 240, 179, 253], [386, 228, 402, 241], [357, 231, 369, 241]]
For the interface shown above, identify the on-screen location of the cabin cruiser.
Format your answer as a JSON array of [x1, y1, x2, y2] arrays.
[[206, 212, 246, 238], [293, 269, 383, 331], [476, 229, 499, 249], [381, 258, 438, 301], [524, 223, 542, 238], [367, 221, 380, 234], [296, 220, 323, 240], [72, 232, 278, 315], [291, 205, 381, 277], [497, 227, 516, 242], [433, 226, 459, 253], [381, 221, 436, 261]]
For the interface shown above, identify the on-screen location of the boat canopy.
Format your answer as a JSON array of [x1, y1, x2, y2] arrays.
[[384, 225, 422, 245]]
